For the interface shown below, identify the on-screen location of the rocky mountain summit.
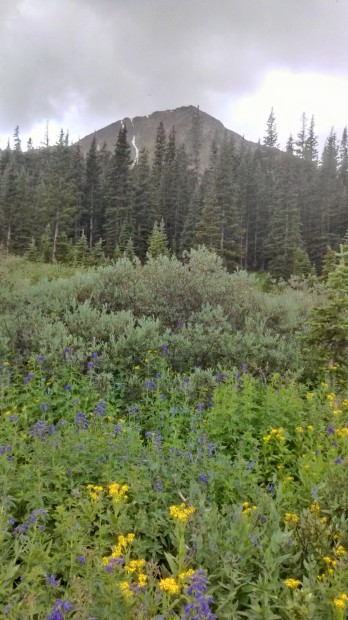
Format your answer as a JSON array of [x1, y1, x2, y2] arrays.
[[78, 105, 257, 169]]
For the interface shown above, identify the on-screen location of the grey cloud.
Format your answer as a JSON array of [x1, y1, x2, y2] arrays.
[[1, 0, 347, 137]]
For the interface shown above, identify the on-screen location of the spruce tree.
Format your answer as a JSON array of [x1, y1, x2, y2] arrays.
[[263, 108, 279, 149], [305, 245, 348, 378], [146, 219, 169, 259], [84, 135, 102, 248], [105, 124, 132, 255]]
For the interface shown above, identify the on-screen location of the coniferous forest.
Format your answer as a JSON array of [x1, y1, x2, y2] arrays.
[[1, 109, 348, 278]]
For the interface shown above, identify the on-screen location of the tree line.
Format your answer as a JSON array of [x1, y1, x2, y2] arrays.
[[1, 109, 348, 278]]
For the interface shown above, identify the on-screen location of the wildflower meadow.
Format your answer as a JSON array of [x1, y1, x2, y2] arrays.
[[0, 251, 347, 619]]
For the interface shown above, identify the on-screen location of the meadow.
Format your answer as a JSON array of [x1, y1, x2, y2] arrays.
[[0, 249, 347, 619]]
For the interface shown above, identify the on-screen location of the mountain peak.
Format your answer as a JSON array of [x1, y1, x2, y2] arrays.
[[78, 105, 257, 168]]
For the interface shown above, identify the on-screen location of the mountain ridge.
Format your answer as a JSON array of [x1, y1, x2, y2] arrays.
[[78, 105, 259, 169]]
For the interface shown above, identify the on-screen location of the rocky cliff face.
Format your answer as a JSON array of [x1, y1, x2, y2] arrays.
[[78, 105, 257, 169]]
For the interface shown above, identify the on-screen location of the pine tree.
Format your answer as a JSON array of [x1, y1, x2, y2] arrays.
[[321, 246, 337, 281], [36, 130, 79, 261], [25, 237, 38, 262], [304, 245, 348, 377], [304, 115, 318, 163], [39, 225, 52, 262], [146, 219, 169, 259], [263, 108, 279, 149], [84, 135, 102, 248], [90, 238, 106, 266], [295, 113, 307, 158], [286, 134, 294, 155], [105, 124, 132, 255], [74, 231, 89, 266], [265, 155, 303, 279], [190, 105, 203, 174], [196, 184, 222, 253], [132, 147, 154, 259]]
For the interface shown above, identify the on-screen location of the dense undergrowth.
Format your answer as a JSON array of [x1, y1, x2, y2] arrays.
[[1, 251, 347, 619]]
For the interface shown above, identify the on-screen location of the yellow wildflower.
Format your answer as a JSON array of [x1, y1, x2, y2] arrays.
[[284, 513, 299, 525], [328, 567, 335, 576], [307, 425, 313, 431], [320, 517, 328, 525], [306, 392, 314, 400], [119, 581, 133, 598], [333, 596, 347, 609], [4, 361, 10, 366], [333, 409, 342, 416], [242, 502, 257, 515], [263, 427, 285, 443], [169, 503, 195, 522], [125, 559, 146, 574], [296, 426, 304, 433], [4, 411, 11, 416], [138, 573, 147, 587], [108, 482, 129, 501], [310, 501, 320, 513], [327, 393, 336, 401], [87, 484, 104, 500], [321, 382, 328, 388], [110, 533, 135, 557], [317, 573, 326, 581], [323, 556, 337, 567], [179, 569, 195, 580], [336, 545, 346, 557], [284, 578, 301, 589], [286, 476, 294, 481], [159, 577, 180, 595], [336, 428, 348, 438]]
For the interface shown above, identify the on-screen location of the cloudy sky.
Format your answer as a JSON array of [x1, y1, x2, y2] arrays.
[[1, 0, 348, 151]]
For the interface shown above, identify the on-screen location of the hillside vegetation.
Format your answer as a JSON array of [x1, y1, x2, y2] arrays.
[[1, 250, 348, 619]]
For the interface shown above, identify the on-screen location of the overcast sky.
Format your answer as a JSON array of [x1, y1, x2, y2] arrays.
[[1, 0, 348, 151]]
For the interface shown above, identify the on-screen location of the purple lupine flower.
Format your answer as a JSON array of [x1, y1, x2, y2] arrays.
[[327, 425, 335, 435], [181, 569, 216, 620], [143, 380, 156, 390], [129, 405, 139, 419], [24, 372, 34, 383], [41, 402, 49, 413], [77, 556, 86, 564], [177, 320, 183, 328], [37, 355, 44, 362], [153, 480, 163, 492], [64, 384, 72, 392], [45, 573, 60, 587], [87, 361, 94, 370], [92, 352, 99, 359], [310, 487, 318, 499], [161, 343, 168, 356], [93, 400, 106, 417], [199, 473, 209, 484], [335, 457, 343, 464], [30, 420, 49, 440], [63, 347, 71, 354], [47, 600, 73, 620], [247, 460, 256, 473], [75, 412, 89, 430]]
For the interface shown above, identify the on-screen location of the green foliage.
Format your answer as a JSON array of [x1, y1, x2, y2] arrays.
[[304, 246, 348, 379], [0, 355, 347, 618], [146, 219, 169, 259], [0, 250, 347, 618]]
